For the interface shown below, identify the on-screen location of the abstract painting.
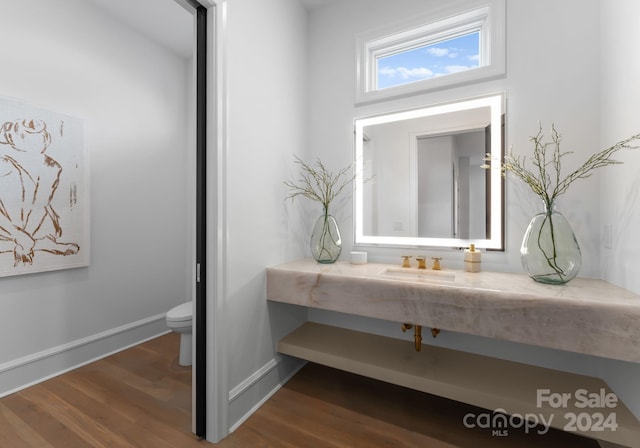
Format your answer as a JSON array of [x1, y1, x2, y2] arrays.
[[0, 97, 89, 277]]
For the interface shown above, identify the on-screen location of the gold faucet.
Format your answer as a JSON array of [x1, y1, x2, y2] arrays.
[[431, 257, 442, 270], [415, 256, 426, 269], [401, 323, 422, 352], [401, 255, 412, 268]]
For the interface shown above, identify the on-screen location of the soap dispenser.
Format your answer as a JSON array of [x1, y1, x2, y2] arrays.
[[464, 244, 481, 273]]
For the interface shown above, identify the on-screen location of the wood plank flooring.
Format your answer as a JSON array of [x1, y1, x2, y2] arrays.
[[221, 364, 600, 448], [0, 333, 601, 447], [0, 333, 199, 448]]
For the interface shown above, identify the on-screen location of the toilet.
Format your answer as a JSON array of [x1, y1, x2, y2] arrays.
[[166, 301, 193, 366]]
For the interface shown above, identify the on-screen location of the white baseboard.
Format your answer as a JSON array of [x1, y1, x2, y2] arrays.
[[228, 354, 306, 433], [0, 313, 170, 398]]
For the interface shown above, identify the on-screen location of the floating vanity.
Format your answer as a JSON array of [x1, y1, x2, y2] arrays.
[[267, 259, 640, 447]]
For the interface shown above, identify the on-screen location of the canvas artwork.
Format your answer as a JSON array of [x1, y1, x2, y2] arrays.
[[0, 97, 89, 277]]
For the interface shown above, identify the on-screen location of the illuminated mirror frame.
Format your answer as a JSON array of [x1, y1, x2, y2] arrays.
[[354, 93, 505, 250]]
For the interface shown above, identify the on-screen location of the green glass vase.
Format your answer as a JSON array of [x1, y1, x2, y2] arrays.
[[310, 210, 342, 264], [520, 202, 581, 284]]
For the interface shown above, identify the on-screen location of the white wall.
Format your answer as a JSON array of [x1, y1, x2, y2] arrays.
[[305, 0, 640, 419], [365, 121, 415, 237], [598, 0, 640, 418], [221, 0, 309, 433], [0, 0, 191, 393], [600, 0, 640, 294]]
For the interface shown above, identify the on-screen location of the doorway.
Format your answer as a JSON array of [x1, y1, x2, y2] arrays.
[[167, 0, 208, 438], [187, 1, 208, 438], [113, 0, 209, 437]]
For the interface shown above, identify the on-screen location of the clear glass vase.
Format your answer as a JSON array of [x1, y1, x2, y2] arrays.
[[310, 210, 342, 264], [520, 202, 582, 284]]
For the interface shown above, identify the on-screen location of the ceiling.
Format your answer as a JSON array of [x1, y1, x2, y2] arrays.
[[86, 0, 341, 59]]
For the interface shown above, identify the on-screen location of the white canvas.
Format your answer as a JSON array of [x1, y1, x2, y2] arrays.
[[0, 97, 89, 276]]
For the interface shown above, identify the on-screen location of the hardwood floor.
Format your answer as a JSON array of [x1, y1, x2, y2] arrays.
[[0, 333, 600, 447], [0, 333, 199, 448], [222, 363, 600, 448]]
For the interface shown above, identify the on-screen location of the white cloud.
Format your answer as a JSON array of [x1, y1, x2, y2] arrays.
[[468, 54, 480, 61], [378, 67, 397, 76], [398, 67, 433, 79], [379, 66, 434, 80], [448, 52, 459, 58], [426, 47, 449, 57]]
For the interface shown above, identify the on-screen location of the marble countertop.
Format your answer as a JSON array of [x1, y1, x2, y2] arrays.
[[266, 259, 640, 363]]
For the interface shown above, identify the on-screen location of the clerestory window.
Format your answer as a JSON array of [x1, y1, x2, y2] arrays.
[[357, 1, 505, 103], [376, 31, 480, 90]]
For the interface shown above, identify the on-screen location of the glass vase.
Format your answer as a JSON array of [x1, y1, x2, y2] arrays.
[[520, 202, 581, 284], [310, 210, 342, 264]]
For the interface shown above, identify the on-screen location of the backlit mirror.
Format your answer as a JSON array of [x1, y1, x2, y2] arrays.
[[354, 93, 505, 249]]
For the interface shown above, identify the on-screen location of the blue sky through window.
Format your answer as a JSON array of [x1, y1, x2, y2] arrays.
[[377, 32, 480, 89]]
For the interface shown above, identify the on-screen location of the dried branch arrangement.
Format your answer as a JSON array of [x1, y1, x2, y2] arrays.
[[490, 124, 640, 209], [285, 155, 356, 213]]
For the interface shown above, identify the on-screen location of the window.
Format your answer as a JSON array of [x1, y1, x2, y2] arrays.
[[357, 1, 505, 103], [377, 31, 480, 90]]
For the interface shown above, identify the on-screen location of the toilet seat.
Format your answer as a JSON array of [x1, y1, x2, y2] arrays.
[[166, 302, 192, 324]]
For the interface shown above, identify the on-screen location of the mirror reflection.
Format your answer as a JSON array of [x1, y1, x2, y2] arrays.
[[417, 126, 488, 239], [354, 94, 504, 249]]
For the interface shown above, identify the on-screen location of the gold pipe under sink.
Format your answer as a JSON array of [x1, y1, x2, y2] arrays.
[[401, 323, 422, 352], [402, 324, 441, 351]]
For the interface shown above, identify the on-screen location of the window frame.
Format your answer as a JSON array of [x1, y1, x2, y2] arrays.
[[356, 0, 505, 104]]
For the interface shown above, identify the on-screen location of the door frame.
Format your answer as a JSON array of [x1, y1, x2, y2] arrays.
[[179, 0, 226, 441], [192, 1, 208, 438], [183, 0, 228, 442]]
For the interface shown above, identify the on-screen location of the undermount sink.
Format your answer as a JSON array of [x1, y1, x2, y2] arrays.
[[379, 267, 456, 283]]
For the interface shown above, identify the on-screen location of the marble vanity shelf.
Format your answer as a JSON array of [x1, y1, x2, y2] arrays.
[[278, 322, 640, 447], [267, 259, 640, 447], [266, 259, 640, 363]]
